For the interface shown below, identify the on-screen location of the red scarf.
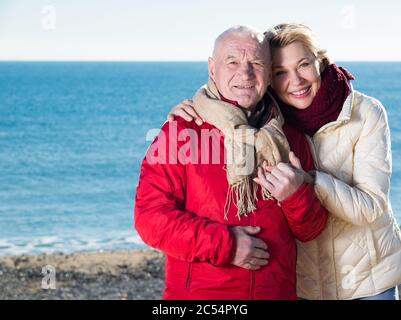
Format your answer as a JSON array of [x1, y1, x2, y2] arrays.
[[269, 64, 355, 136]]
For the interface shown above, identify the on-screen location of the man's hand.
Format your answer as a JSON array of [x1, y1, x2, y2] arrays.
[[167, 99, 204, 125], [254, 151, 309, 202], [230, 226, 269, 271]]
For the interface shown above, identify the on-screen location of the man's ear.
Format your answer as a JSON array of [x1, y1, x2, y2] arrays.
[[266, 64, 272, 87], [208, 57, 216, 81]]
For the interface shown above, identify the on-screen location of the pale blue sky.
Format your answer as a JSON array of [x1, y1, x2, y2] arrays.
[[1, 0, 400, 61]]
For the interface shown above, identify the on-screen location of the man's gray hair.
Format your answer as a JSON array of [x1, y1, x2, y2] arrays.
[[212, 25, 266, 58]]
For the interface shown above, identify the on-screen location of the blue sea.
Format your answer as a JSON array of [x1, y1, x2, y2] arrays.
[[0, 62, 400, 256]]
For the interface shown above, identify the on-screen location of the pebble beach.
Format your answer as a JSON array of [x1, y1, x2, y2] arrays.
[[0, 250, 165, 300]]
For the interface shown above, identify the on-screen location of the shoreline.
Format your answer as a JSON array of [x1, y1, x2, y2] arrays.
[[1, 250, 399, 300], [0, 249, 165, 300]]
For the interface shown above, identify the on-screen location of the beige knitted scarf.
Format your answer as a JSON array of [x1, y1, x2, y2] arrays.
[[192, 79, 290, 220]]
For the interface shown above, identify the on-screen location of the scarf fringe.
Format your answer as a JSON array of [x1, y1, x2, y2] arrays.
[[262, 188, 273, 201], [224, 178, 273, 220]]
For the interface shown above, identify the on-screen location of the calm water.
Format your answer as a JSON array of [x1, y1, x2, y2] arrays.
[[0, 62, 400, 256]]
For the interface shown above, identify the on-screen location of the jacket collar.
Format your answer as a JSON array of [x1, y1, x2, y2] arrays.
[[337, 83, 354, 122], [314, 84, 354, 135]]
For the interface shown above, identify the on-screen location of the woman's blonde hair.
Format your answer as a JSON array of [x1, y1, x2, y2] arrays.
[[264, 23, 331, 70]]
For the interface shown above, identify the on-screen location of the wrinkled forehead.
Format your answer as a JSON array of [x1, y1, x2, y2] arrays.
[[215, 34, 267, 60]]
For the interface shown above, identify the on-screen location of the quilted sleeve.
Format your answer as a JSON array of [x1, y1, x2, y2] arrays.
[[314, 98, 392, 226], [134, 119, 235, 266]]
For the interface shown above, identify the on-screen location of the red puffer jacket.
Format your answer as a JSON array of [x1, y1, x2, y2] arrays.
[[135, 117, 328, 300]]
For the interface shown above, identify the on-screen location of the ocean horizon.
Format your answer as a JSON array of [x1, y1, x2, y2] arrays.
[[1, 61, 401, 256]]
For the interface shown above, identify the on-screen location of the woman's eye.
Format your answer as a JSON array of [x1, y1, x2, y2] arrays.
[[275, 71, 286, 76], [299, 62, 310, 68]]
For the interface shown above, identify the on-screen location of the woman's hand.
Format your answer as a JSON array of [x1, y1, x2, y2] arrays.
[[167, 99, 204, 125], [253, 152, 313, 202]]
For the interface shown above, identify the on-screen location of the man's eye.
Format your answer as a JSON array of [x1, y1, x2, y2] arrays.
[[275, 71, 286, 76], [228, 61, 238, 65]]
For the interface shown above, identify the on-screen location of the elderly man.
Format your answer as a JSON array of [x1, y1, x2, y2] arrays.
[[135, 26, 328, 300]]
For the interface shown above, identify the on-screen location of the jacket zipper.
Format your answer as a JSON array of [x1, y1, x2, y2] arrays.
[[311, 133, 324, 300], [250, 213, 255, 300], [306, 135, 326, 299], [185, 263, 191, 289]]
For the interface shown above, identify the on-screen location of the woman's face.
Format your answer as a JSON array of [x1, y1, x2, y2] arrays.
[[271, 41, 321, 109]]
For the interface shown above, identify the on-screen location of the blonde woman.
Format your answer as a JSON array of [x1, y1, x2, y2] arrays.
[[167, 24, 401, 300]]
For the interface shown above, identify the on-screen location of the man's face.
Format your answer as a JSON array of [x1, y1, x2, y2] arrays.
[[208, 34, 270, 109]]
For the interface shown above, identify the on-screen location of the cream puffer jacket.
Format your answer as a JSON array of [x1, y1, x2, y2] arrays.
[[296, 88, 401, 300]]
